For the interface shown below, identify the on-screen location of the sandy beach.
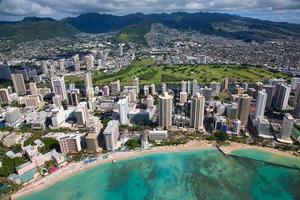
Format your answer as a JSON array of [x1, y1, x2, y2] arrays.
[[11, 140, 300, 200]]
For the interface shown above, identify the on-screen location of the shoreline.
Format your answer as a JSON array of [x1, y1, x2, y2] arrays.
[[219, 142, 300, 159], [11, 140, 300, 200]]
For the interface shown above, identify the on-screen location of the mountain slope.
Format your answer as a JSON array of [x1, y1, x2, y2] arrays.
[[0, 17, 78, 42], [1, 12, 300, 44], [117, 23, 151, 45], [64, 12, 300, 42]]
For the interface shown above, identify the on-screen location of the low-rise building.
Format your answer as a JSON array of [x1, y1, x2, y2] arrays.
[[148, 130, 168, 141]]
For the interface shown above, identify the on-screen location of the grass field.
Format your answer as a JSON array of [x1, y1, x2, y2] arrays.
[[65, 58, 289, 87]]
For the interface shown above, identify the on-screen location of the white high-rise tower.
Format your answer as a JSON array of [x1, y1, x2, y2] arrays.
[[158, 92, 173, 130], [190, 93, 205, 130], [255, 90, 267, 120], [51, 76, 67, 100]]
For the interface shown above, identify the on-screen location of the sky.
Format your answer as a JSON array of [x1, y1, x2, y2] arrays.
[[0, 0, 300, 24]]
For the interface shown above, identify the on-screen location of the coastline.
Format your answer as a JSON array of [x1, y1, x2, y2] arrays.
[[219, 142, 300, 159], [11, 140, 300, 200]]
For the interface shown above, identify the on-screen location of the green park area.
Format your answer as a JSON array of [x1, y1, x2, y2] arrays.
[[65, 58, 289, 87]]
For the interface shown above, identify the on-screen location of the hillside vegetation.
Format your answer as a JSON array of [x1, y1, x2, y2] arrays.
[[0, 17, 78, 43]]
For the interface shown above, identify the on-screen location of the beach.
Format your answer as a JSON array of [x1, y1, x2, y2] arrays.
[[219, 141, 300, 159], [11, 140, 300, 200]]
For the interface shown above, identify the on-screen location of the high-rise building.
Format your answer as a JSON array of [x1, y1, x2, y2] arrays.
[[103, 85, 110, 96], [41, 61, 48, 75], [187, 81, 191, 95], [0, 65, 12, 80], [222, 77, 229, 92], [262, 85, 274, 109], [190, 93, 205, 130], [232, 119, 241, 135], [270, 78, 286, 106], [52, 95, 62, 107], [227, 102, 238, 120], [84, 54, 94, 71], [150, 84, 156, 95], [73, 54, 81, 72], [146, 95, 154, 108], [67, 89, 80, 106], [118, 97, 129, 125], [128, 89, 137, 102], [257, 116, 271, 136], [74, 102, 89, 126], [280, 113, 294, 139], [291, 77, 300, 90], [133, 76, 140, 94], [59, 59, 65, 72], [255, 90, 267, 120], [0, 89, 10, 105], [86, 132, 100, 152], [11, 74, 26, 95], [84, 71, 94, 100], [159, 92, 173, 130], [274, 84, 290, 110], [201, 87, 212, 101], [192, 79, 198, 96], [5, 107, 22, 124], [110, 80, 121, 96], [119, 44, 124, 56], [15, 68, 29, 81], [103, 120, 120, 151], [181, 80, 187, 92], [29, 82, 38, 95], [210, 81, 221, 97], [24, 95, 43, 109], [144, 85, 149, 96], [88, 97, 97, 111], [59, 135, 82, 154], [50, 63, 56, 76], [237, 94, 252, 128], [7, 86, 13, 94], [294, 83, 300, 117], [161, 83, 167, 93], [51, 76, 67, 100], [294, 82, 300, 106], [180, 92, 188, 104]]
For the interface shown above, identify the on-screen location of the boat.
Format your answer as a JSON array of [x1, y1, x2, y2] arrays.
[[112, 160, 117, 164]]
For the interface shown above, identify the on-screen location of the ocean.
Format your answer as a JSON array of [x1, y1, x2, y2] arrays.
[[19, 148, 300, 200]]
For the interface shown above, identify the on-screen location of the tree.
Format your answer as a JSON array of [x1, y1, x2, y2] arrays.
[[214, 131, 229, 142], [125, 139, 141, 150], [40, 138, 60, 153]]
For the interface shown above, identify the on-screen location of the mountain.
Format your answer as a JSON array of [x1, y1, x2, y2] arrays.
[[64, 12, 300, 43], [0, 17, 78, 43], [1, 12, 300, 44], [117, 22, 151, 45]]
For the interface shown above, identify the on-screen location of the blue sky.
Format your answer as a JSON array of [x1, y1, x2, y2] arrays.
[[0, 0, 299, 24]]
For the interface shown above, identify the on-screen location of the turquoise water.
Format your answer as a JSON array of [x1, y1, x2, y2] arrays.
[[19, 148, 300, 200], [231, 148, 300, 169]]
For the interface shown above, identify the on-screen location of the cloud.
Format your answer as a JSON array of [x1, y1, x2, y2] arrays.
[[0, 0, 300, 23]]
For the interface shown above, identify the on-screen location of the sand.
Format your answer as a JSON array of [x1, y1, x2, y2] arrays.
[[11, 140, 300, 200]]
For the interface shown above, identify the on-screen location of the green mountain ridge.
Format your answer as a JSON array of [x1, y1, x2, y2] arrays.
[[0, 18, 78, 43], [1, 12, 300, 43]]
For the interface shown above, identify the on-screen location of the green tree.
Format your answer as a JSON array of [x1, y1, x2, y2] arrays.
[[214, 131, 229, 142], [125, 139, 141, 150]]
